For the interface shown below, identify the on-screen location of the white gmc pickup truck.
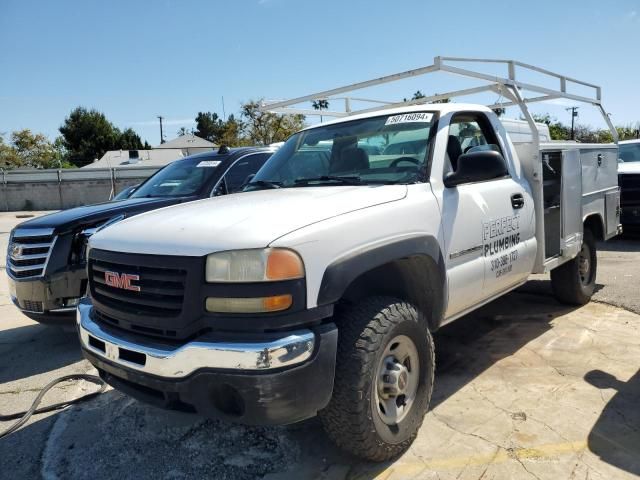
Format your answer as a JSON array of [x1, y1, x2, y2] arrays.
[[77, 58, 621, 461]]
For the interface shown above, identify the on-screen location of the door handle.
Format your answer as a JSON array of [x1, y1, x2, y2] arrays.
[[511, 193, 524, 209]]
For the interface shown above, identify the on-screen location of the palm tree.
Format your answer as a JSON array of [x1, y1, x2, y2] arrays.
[[312, 99, 330, 122]]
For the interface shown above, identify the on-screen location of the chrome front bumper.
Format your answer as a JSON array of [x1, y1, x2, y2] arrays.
[[77, 300, 315, 378]]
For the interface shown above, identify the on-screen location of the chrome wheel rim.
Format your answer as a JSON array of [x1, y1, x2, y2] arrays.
[[578, 243, 591, 285], [374, 335, 419, 425]]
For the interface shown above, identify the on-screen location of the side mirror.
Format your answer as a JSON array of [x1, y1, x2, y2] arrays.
[[444, 150, 509, 188], [241, 174, 256, 190], [212, 180, 227, 197]]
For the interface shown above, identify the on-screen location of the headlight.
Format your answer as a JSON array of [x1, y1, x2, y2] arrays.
[[205, 248, 304, 283]]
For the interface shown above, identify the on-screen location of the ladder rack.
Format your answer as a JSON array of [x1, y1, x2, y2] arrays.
[[259, 56, 618, 143]]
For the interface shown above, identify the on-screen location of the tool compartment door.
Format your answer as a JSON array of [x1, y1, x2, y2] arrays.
[[561, 149, 583, 257]]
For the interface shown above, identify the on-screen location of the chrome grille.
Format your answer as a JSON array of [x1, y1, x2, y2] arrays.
[[21, 300, 44, 313], [7, 228, 56, 279]]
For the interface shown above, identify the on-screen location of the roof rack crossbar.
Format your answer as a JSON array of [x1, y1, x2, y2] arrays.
[[438, 56, 601, 91], [259, 56, 617, 143], [260, 64, 439, 112]]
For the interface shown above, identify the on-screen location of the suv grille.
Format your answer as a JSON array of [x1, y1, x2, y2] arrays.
[[7, 232, 56, 278], [619, 173, 640, 207], [89, 258, 186, 318], [22, 300, 44, 313]]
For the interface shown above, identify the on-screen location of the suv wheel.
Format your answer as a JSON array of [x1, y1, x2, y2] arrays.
[[319, 296, 435, 462]]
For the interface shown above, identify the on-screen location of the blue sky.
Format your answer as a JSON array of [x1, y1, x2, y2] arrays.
[[1, 0, 639, 145]]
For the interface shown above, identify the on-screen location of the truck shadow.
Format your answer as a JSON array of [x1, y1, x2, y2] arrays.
[[429, 288, 575, 410], [584, 368, 640, 476], [516, 278, 605, 298], [597, 235, 640, 252], [0, 323, 82, 384]]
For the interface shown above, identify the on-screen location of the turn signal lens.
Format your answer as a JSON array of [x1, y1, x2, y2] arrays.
[[266, 249, 304, 281], [262, 294, 293, 311], [205, 294, 293, 313]]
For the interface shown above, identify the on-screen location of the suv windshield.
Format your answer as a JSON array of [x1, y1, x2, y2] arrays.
[[130, 156, 222, 198], [248, 112, 435, 188], [619, 143, 640, 163]]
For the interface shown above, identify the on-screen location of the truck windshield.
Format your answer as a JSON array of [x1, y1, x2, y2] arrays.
[[248, 112, 435, 188], [130, 157, 221, 198], [619, 143, 640, 163]]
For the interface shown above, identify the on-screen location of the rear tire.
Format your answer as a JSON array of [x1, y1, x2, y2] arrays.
[[319, 297, 435, 462], [551, 228, 597, 305]]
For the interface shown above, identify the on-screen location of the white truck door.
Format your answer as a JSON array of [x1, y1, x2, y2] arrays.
[[441, 112, 535, 317], [440, 113, 501, 316], [441, 180, 487, 316], [481, 117, 537, 296]]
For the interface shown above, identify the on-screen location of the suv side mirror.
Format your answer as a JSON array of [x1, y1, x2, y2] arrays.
[[444, 150, 509, 188], [212, 180, 228, 197], [241, 174, 256, 190]]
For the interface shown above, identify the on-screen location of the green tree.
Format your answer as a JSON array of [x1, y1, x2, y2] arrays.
[[59, 107, 122, 167], [615, 124, 640, 141], [0, 134, 21, 169], [0, 130, 73, 169], [177, 127, 189, 136], [240, 100, 305, 145], [529, 114, 570, 141], [195, 112, 224, 143], [429, 92, 451, 104], [119, 128, 144, 150], [403, 91, 426, 102], [218, 114, 247, 146]]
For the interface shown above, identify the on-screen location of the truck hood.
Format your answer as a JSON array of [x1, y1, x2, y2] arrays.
[[15, 196, 194, 234], [618, 162, 640, 175], [90, 185, 408, 256]]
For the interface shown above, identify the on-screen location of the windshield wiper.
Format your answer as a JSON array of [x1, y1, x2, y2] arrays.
[[246, 180, 283, 190], [137, 194, 179, 198], [294, 175, 364, 186]]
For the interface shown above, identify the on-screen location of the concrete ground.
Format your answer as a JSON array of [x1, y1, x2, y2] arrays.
[[0, 211, 639, 480]]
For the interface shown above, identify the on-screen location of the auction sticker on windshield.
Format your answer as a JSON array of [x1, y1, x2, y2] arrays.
[[385, 112, 433, 125], [197, 160, 221, 168]]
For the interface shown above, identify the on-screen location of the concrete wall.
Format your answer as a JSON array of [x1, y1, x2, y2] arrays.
[[0, 166, 160, 211]]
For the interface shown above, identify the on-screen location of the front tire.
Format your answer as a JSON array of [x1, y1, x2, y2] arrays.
[[319, 297, 435, 462], [551, 228, 597, 305]]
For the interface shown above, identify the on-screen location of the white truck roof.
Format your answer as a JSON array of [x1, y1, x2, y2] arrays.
[[299, 103, 493, 131]]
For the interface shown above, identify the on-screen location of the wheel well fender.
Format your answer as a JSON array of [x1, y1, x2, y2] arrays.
[[317, 236, 446, 331], [583, 214, 604, 240]]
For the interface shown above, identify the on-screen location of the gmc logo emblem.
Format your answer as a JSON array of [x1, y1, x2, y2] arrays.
[[104, 271, 140, 292]]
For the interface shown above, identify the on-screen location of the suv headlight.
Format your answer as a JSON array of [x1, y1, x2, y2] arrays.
[[205, 248, 304, 283], [205, 248, 304, 314]]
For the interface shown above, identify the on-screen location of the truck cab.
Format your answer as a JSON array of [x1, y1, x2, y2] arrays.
[[77, 58, 621, 462]]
